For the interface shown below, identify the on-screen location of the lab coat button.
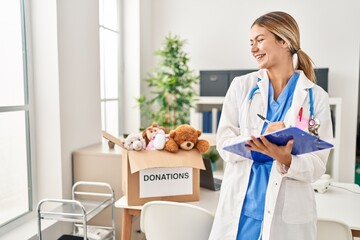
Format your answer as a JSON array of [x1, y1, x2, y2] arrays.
[[267, 210, 271, 214]]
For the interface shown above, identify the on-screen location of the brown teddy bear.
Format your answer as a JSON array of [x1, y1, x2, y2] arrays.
[[164, 124, 210, 153]]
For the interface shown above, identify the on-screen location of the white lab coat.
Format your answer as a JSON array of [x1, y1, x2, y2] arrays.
[[209, 69, 333, 240]]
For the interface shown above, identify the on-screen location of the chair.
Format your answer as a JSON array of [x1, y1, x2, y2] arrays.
[[316, 218, 352, 240], [140, 201, 214, 240]]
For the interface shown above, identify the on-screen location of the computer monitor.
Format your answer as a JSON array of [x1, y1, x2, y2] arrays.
[[314, 68, 329, 92]]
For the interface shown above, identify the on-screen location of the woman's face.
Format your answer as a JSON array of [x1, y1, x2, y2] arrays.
[[250, 24, 288, 70]]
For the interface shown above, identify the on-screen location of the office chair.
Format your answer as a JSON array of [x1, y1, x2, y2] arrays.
[[316, 218, 352, 240], [140, 201, 214, 240]]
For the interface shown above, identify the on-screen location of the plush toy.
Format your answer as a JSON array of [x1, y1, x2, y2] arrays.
[[152, 129, 168, 150], [164, 124, 210, 153], [122, 133, 146, 151], [142, 122, 169, 150]]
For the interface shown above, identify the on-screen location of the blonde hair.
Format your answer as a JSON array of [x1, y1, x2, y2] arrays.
[[252, 11, 316, 82]]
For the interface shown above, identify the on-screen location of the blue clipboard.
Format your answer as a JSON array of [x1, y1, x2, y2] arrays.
[[223, 127, 334, 159]]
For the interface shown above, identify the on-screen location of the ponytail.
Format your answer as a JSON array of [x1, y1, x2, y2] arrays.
[[296, 49, 317, 83]]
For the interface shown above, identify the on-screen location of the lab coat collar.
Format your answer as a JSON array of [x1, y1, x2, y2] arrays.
[[256, 69, 270, 116], [256, 69, 314, 90], [295, 70, 315, 89], [255, 69, 315, 127], [285, 70, 315, 126]]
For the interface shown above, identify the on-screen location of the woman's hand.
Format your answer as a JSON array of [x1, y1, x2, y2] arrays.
[[246, 122, 293, 167], [265, 122, 286, 134]]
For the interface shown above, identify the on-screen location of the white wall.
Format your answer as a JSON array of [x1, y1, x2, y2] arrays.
[[139, 0, 360, 182], [32, 0, 101, 201], [31, 0, 63, 202], [57, 0, 102, 199], [31, 0, 101, 202], [123, 0, 141, 133]]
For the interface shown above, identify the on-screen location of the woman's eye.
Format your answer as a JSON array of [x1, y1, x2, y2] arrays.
[[258, 39, 264, 43]]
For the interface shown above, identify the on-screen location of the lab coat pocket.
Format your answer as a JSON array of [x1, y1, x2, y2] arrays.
[[282, 179, 316, 224]]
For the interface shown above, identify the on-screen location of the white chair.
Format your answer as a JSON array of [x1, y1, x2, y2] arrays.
[[317, 218, 352, 240], [140, 200, 214, 240]]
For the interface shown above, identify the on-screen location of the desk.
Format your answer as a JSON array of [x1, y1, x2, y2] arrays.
[[316, 182, 360, 237], [115, 183, 360, 240]]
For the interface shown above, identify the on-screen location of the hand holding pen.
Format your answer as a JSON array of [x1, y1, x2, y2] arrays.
[[246, 113, 293, 167], [257, 114, 271, 124], [257, 114, 286, 134]]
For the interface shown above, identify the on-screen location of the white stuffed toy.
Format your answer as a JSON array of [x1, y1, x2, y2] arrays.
[[143, 123, 169, 150], [152, 129, 167, 150], [123, 133, 146, 151]]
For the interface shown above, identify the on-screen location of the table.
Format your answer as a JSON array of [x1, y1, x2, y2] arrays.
[[115, 183, 360, 240], [315, 182, 360, 237]]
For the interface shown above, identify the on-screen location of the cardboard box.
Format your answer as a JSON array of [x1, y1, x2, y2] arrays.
[[101, 130, 206, 206], [122, 149, 205, 206]]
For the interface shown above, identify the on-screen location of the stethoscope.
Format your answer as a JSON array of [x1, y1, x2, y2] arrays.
[[308, 87, 320, 136], [247, 79, 320, 136]]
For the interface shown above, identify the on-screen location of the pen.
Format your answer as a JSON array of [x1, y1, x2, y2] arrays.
[[298, 107, 303, 122], [257, 114, 271, 124]]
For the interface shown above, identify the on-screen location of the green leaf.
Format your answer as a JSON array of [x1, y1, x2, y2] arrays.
[[136, 33, 199, 128]]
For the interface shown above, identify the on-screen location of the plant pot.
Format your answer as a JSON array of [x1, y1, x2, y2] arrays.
[[211, 162, 217, 171]]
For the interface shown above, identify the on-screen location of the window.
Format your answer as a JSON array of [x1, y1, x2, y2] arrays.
[[0, 0, 33, 228], [99, 0, 122, 135]]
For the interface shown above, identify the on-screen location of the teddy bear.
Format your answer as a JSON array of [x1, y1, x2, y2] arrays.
[[142, 122, 169, 150], [164, 124, 210, 153], [122, 133, 146, 151]]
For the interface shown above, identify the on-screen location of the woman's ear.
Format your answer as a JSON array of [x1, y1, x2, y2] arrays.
[[275, 38, 289, 50], [280, 39, 289, 49]]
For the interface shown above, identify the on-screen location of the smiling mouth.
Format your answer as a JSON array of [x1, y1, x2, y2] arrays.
[[255, 54, 265, 60]]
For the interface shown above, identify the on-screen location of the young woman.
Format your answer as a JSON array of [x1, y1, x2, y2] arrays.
[[209, 11, 333, 240]]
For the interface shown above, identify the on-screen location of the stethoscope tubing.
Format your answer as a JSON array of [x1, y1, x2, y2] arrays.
[[247, 81, 314, 126]]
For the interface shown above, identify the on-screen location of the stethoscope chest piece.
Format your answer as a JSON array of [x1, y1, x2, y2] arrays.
[[308, 116, 320, 137], [307, 88, 320, 137]]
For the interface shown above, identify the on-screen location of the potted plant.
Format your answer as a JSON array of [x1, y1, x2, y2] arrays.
[[137, 34, 199, 130], [202, 148, 220, 171]]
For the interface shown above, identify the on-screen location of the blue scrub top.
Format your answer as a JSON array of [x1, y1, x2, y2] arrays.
[[237, 72, 299, 240]]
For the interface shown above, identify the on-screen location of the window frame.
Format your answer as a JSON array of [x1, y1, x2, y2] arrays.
[[0, 0, 36, 235], [99, 0, 124, 136]]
